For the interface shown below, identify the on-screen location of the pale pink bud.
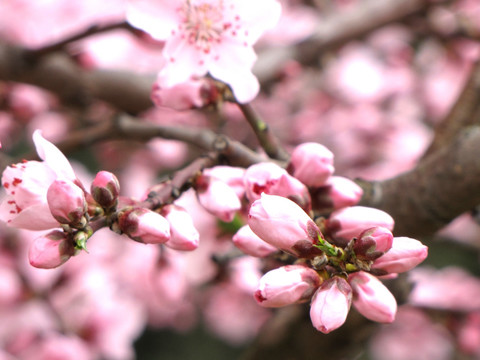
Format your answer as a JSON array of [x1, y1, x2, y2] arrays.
[[248, 194, 322, 258], [327, 176, 363, 209], [353, 226, 393, 261], [161, 204, 199, 251], [244, 162, 311, 210], [91, 171, 120, 210], [196, 176, 241, 222], [203, 166, 246, 199], [118, 208, 170, 244], [310, 276, 352, 333], [46, 180, 87, 226], [349, 271, 397, 323], [327, 206, 394, 245], [288, 142, 334, 187], [28, 230, 75, 269], [232, 225, 277, 258], [372, 237, 428, 274], [254, 265, 321, 307]]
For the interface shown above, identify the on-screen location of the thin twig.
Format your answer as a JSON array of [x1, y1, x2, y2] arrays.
[[238, 103, 289, 161]]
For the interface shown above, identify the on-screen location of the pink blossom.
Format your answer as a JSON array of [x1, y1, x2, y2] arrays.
[[126, 0, 282, 103], [195, 176, 241, 222], [47, 180, 87, 226], [118, 208, 171, 244], [232, 225, 277, 258], [244, 162, 311, 210], [248, 193, 321, 257], [309, 276, 352, 334], [254, 265, 321, 307], [327, 206, 395, 245], [349, 271, 397, 323], [0, 130, 78, 230], [287, 142, 334, 187], [161, 204, 199, 251], [372, 237, 428, 274], [28, 230, 75, 269]]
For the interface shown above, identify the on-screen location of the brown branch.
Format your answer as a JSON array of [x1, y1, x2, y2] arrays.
[[422, 59, 480, 158], [238, 103, 289, 161], [357, 126, 480, 238], [0, 42, 154, 113], [25, 21, 136, 60], [254, 0, 446, 84]]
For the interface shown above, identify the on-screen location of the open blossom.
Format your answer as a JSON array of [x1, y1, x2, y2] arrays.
[[0, 130, 78, 230], [126, 0, 282, 103]]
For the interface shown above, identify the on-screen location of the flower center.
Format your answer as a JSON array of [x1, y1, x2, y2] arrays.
[[179, 0, 232, 54]]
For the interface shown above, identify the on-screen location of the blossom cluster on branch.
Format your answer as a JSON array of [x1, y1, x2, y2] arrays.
[[0, 0, 480, 359]]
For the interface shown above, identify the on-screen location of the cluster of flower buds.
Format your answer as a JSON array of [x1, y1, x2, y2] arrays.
[[248, 193, 428, 333], [0, 131, 200, 269], [187, 141, 425, 333]]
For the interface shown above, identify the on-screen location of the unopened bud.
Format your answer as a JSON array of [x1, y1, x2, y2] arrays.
[[349, 271, 397, 323], [353, 226, 393, 261], [287, 142, 334, 187], [196, 175, 241, 222], [310, 276, 352, 333], [327, 206, 394, 246], [28, 230, 75, 269], [248, 193, 322, 258], [371, 237, 428, 274], [232, 225, 277, 258], [254, 265, 321, 307], [47, 180, 87, 226], [91, 171, 120, 210], [118, 207, 170, 244], [161, 204, 199, 251]]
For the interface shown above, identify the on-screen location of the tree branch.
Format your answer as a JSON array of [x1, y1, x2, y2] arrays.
[[254, 0, 444, 84], [358, 126, 480, 237], [0, 42, 154, 113]]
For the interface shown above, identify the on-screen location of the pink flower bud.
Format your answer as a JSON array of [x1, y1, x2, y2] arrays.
[[288, 142, 334, 187], [327, 176, 363, 209], [161, 204, 199, 251], [310, 276, 352, 333], [232, 225, 277, 258], [254, 265, 321, 307], [151, 77, 212, 110], [248, 194, 322, 258], [196, 176, 241, 222], [372, 237, 428, 274], [203, 166, 246, 199], [118, 208, 170, 244], [349, 271, 397, 323], [46, 180, 87, 226], [91, 171, 120, 210], [244, 162, 311, 211], [327, 206, 394, 245], [353, 226, 393, 261], [28, 230, 75, 269]]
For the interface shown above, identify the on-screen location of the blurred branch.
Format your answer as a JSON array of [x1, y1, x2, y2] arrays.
[[422, 59, 480, 158], [26, 21, 136, 60], [53, 113, 265, 168], [0, 42, 154, 113], [358, 126, 480, 238], [254, 0, 445, 84]]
